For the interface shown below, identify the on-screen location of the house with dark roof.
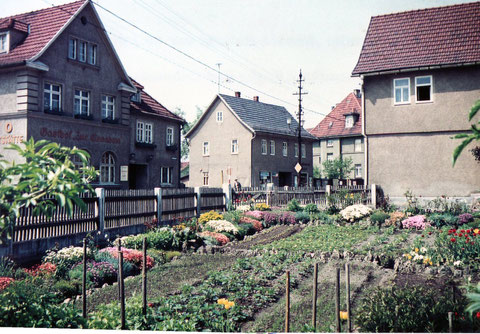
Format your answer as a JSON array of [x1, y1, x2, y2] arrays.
[[308, 90, 364, 185], [185, 92, 316, 188], [352, 1, 480, 199], [0, 1, 184, 189]]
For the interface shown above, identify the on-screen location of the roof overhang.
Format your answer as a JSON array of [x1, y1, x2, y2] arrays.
[[352, 61, 480, 77], [118, 82, 137, 93], [25, 60, 49, 71]]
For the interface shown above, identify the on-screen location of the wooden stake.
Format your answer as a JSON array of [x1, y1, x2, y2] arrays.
[[142, 236, 147, 317], [346, 263, 351, 333], [335, 267, 341, 333], [312, 263, 318, 331], [285, 270, 290, 333], [448, 312, 453, 333], [119, 250, 125, 330], [82, 238, 87, 318], [117, 239, 121, 299]]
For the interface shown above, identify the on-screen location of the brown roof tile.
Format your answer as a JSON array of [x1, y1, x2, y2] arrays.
[[352, 2, 480, 75], [308, 92, 362, 138]]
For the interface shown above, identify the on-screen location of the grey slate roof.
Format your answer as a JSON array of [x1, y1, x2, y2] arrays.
[[219, 94, 316, 140]]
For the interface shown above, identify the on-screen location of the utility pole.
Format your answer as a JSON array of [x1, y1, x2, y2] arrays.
[[293, 70, 307, 187], [216, 63, 222, 93]]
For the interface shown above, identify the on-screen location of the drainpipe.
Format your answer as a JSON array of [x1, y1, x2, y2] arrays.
[[360, 75, 368, 186]]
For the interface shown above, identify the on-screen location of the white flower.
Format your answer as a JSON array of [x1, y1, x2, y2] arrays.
[[205, 220, 239, 235], [420, 247, 427, 253], [339, 205, 373, 222], [236, 205, 250, 212], [453, 260, 463, 267]]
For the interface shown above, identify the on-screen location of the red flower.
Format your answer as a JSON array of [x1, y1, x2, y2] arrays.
[[421, 235, 424, 238], [148, 303, 154, 307], [466, 229, 471, 234], [476, 311, 480, 319], [471, 242, 475, 245], [451, 238, 456, 242], [461, 230, 465, 233], [459, 233, 463, 237], [428, 232, 432, 235]]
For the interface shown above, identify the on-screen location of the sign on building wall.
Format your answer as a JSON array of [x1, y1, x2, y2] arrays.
[[120, 165, 129, 181]]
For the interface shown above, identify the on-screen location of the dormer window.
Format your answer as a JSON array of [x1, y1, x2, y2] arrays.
[[131, 92, 141, 103], [0, 33, 8, 53], [345, 115, 354, 128]]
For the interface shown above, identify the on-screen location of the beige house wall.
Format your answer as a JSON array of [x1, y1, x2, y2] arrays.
[[341, 137, 364, 179], [0, 70, 17, 114], [188, 99, 252, 188]]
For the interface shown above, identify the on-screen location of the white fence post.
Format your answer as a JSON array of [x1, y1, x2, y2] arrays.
[[371, 184, 377, 209], [222, 183, 232, 210], [195, 187, 202, 217], [154, 187, 163, 221], [95, 188, 105, 234]]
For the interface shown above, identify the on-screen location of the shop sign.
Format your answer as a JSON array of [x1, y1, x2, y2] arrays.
[[120, 166, 128, 181]]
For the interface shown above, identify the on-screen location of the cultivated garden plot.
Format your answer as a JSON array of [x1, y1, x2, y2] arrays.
[[1, 195, 480, 332]]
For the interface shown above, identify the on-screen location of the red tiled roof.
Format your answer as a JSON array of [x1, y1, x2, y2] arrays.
[[180, 161, 189, 170], [129, 77, 184, 122], [0, 1, 86, 66], [352, 2, 480, 75], [308, 92, 362, 138]]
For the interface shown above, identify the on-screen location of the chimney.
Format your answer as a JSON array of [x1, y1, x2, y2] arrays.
[[235, 91, 241, 98], [353, 89, 361, 98], [253, 96, 259, 102]]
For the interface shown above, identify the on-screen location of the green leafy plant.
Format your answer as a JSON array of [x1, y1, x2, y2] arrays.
[[466, 282, 480, 317], [295, 211, 310, 224], [453, 100, 480, 166], [287, 198, 302, 212], [303, 203, 319, 214], [322, 156, 354, 180], [370, 210, 390, 226]]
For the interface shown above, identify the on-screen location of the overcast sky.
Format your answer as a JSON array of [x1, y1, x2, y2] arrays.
[[1, 0, 474, 127]]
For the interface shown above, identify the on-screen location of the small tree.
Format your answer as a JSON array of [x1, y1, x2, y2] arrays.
[[0, 139, 98, 243], [175, 106, 203, 161], [453, 100, 480, 166], [322, 157, 354, 180], [313, 166, 321, 179]]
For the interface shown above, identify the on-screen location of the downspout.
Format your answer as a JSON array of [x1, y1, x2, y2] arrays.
[[251, 131, 256, 187], [360, 75, 368, 186]]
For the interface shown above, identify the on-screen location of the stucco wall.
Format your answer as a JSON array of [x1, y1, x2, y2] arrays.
[[0, 70, 17, 114], [188, 98, 252, 187], [341, 137, 364, 179]]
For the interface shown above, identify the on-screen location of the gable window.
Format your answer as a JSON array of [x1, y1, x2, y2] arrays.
[[74, 89, 90, 116], [283, 142, 288, 157], [216, 110, 223, 123], [131, 92, 141, 103], [394, 78, 410, 104], [203, 172, 209, 186], [100, 152, 115, 183], [203, 142, 209, 156], [270, 140, 275, 155], [295, 143, 299, 157], [231, 139, 238, 154], [415, 76, 432, 102], [136, 121, 153, 143], [44, 83, 61, 112], [261, 139, 267, 155], [101, 95, 115, 120], [79, 41, 87, 62], [345, 115, 354, 128], [355, 164, 362, 178], [0, 33, 8, 53], [68, 38, 77, 59], [355, 138, 362, 152], [327, 139, 333, 147], [327, 153, 334, 161], [166, 127, 174, 146], [88, 44, 97, 65], [301, 144, 306, 158], [161, 166, 173, 185]]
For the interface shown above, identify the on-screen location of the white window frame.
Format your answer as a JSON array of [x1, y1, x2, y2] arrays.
[[203, 141, 210, 156], [203, 172, 209, 186], [0, 32, 8, 53], [327, 153, 334, 161], [282, 142, 288, 157], [294, 143, 299, 157], [74, 89, 90, 116], [101, 95, 115, 119], [270, 140, 275, 155], [354, 138, 362, 152], [44, 83, 62, 112], [394, 78, 410, 105], [345, 115, 354, 128], [136, 121, 144, 143], [261, 139, 267, 155], [88, 44, 97, 65], [327, 139, 333, 147], [79, 41, 87, 62], [144, 123, 153, 144], [161, 166, 173, 185], [355, 164, 362, 178], [231, 139, 238, 154], [166, 127, 174, 146], [415, 75, 433, 103], [68, 38, 77, 59], [301, 143, 306, 158], [100, 152, 115, 183], [216, 110, 223, 123]]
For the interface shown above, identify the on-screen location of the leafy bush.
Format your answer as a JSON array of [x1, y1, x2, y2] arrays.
[[223, 210, 243, 224], [119, 229, 174, 251], [263, 212, 279, 226], [199, 211, 223, 224], [385, 211, 406, 227], [0, 257, 15, 277], [356, 285, 472, 332], [53, 279, 81, 300], [286, 199, 302, 212], [428, 212, 458, 228], [310, 211, 332, 223], [99, 247, 154, 270], [303, 203, 319, 214], [325, 203, 340, 215], [278, 212, 296, 225], [238, 223, 256, 236], [295, 211, 310, 224], [69, 261, 117, 288], [0, 279, 86, 328], [458, 213, 474, 225], [94, 251, 138, 277], [370, 210, 390, 226], [198, 231, 229, 246], [240, 216, 263, 231]]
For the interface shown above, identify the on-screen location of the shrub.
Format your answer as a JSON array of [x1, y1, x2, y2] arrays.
[[146, 228, 174, 250], [370, 210, 390, 226], [458, 213, 474, 225], [238, 223, 256, 236], [147, 249, 166, 265], [0, 277, 14, 291], [205, 220, 239, 235], [310, 211, 332, 223], [278, 212, 296, 225], [356, 285, 471, 332], [325, 203, 340, 215], [199, 211, 223, 224], [428, 212, 458, 228], [303, 203, 319, 214], [223, 210, 243, 224], [245, 210, 264, 220], [263, 212, 279, 226], [164, 251, 181, 261], [94, 251, 138, 277], [402, 215, 430, 230], [53, 279, 81, 300], [254, 203, 270, 211], [198, 231, 229, 246], [99, 247, 154, 270], [25, 262, 57, 277], [0, 279, 86, 328], [287, 199, 302, 212], [0, 257, 15, 277], [295, 211, 310, 224], [240, 217, 263, 231], [340, 204, 373, 222], [385, 211, 405, 227], [69, 261, 117, 288]]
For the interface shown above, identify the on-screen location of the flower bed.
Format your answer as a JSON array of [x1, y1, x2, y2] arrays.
[[402, 215, 430, 230], [100, 247, 154, 269], [198, 231, 230, 246], [240, 217, 263, 231], [205, 220, 239, 235]]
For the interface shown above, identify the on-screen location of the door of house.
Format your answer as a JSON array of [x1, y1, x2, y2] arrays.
[[278, 172, 291, 187], [129, 164, 148, 189]]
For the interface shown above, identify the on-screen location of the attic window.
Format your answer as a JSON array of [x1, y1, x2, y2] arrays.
[[131, 92, 141, 103], [0, 33, 8, 53], [345, 115, 354, 128], [80, 16, 88, 25], [328, 122, 333, 129]]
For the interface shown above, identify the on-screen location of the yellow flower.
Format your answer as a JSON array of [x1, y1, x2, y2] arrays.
[[217, 298, 234, 309], [474, 228, 480, 234], [415, 248, 419, 253], [340, 311, 348, 320], [407, 255, 412, 260], [225, 301, 235, 309], [429, 261, 433, 266]]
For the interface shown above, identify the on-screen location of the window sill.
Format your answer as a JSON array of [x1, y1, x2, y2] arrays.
[[67, 57, 100, 70], [44, 108, 64, 116], [102, 118, 119, 124], [415, 100, 433, 104], [135, 142, 156, 149], [74, 113, 94, 120], [231, 152, 239, 155], [202, 155, 210, 157], [393, 102, 411, 106]]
